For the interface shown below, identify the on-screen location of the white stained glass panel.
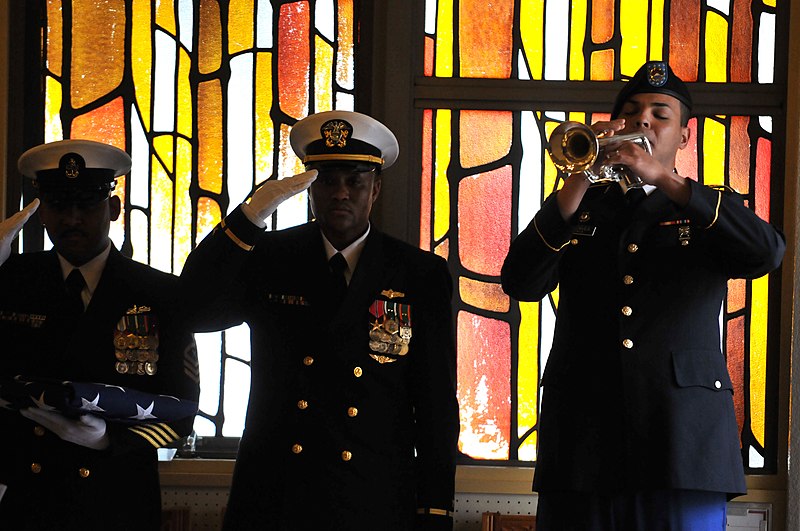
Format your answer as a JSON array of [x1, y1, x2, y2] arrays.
[[154, 30, 177, 133], [518, 110, 542, 233], [223, 357, 252, 437], [543, 1, 569, 81], [227, 53, 256, 210]]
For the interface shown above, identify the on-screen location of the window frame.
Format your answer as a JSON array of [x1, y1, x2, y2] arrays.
[[2, 1, 799, 523]]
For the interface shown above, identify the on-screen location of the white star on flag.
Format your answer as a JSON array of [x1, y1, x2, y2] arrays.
[[130, 402, 157, 420], [80, 394, 106, 412], [30, 392, 58, 411]]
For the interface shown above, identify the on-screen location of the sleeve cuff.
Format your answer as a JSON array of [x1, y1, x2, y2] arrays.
[[684, 179, 723, 229], [217, 206, 265, 251]]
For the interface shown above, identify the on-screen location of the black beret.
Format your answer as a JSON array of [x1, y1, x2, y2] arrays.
[[611, 61, 693, 119]]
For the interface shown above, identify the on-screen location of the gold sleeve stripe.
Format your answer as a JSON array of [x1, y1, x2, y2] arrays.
[[148, 422, 180, 442], [130, 425, 169, 447], [534, 217, 570, 252], [416, 508, 454, 518], [703, 190, 722, 229], [223, 227, 255, 251], [128, 426, 165, 448]]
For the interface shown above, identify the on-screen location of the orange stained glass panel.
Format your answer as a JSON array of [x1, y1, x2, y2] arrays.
[[71, 0, 125, 108], [675, 118, 699, 181], [228, 0, 256, 55], [669, 0, 701, 82], [590, 50, 615, 81], [459, 111, 512, 169], [70, 97, 126, 151], [731, 0, 754, 82], [730, 117, 751, 194], [727, 315, 746, 438], [197, 197, 223, 242], [420, 110, 433, 250], [278, 2, 310, 120], [591, 0, 615, 43], [459, 277, 510, 313], [728, 278, 747, 313], [457, 311, 511, 459], [336, 0, 355, 90], [197, 80, 224, 194], [434, 238, 449, 261], [459, 0, 514, 78], [755, 138, 771, 222], [457, 166, 512, 277], [424, 36, 434, 77], [46, 0, 63, 77], [198, 0, 223, 75]]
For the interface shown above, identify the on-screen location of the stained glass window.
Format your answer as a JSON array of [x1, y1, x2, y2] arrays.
[[25, 0, 357, 438], [419, 0, 785, 473]]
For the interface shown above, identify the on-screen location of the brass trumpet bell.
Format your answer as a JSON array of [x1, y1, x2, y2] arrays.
[[547, 121, 651, 188]]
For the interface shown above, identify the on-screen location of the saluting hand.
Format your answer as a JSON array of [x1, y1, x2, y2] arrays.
[[245, 170, 318, 221], [21, 408, 110, 451], [0, 199, 40, 267]]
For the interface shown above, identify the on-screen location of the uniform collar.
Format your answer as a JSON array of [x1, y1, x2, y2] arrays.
[[320, 224, 371, 284], [57, 242, 112, 301]]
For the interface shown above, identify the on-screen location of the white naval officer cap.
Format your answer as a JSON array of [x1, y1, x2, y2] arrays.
[[18, 139, 131, 203], [290, 110, 399, 171]]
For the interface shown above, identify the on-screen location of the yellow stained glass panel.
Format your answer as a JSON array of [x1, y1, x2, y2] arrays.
[[150, 156, 174, 273], [619, 0, 649, 77], [255, 52, 274, 186], [703, 117, 726, 187], [518, 301, 539, 437], [434, 110, 452, 242], [229, 0, 255, 54], [705, 11, 729, 82], [197, 197, 222, 243], [153, 134, 175, 173], [44, 76, 64, 143], [174, 137, 193, 274], [71, 0, 125, 108], [177, 48, 193, 137], [569, 0, 587, 80], [155, 0, 176, 34], [132, 0, 153, 131], [519, 0, 544, 80], [435, 0, 454, 77], [315, 35, 334, 113], [749, 274, 769, 447]]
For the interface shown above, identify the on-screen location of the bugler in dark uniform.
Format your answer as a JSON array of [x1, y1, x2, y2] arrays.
[[502, 63, 786, 529], [0, 140, 200, 531], [181, 111, 459, 531]]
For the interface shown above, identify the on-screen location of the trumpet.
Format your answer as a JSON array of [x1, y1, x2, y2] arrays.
[[547, 121, 651, 189]]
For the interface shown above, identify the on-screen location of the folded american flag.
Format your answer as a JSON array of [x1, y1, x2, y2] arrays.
[[0, 375, 198, 424]]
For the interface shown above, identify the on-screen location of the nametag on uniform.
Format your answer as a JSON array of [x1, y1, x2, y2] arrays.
[[572, 225, 596, 237]]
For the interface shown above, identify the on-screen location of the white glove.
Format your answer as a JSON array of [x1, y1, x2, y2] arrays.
[[0, 199, 40, 266], [21, 408, 110, 451], [245, 170, 318, 221]]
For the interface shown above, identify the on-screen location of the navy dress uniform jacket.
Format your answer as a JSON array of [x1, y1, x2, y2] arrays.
[[180, 206, 459, 531], [0, 248, 200, 531], [501, 179, 785, 498]]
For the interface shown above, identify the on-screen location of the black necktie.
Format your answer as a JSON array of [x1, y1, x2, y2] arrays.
[[329, 253, 348, 303], [64, 269, 86, 314], [625, 187, 647, 208]]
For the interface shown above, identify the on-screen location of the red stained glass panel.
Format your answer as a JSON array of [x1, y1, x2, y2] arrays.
[[278, 2, 310, 119]]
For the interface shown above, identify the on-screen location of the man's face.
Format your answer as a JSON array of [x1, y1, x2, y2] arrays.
[[309, 167, 381, 250], [38, 193, 121, 266], [617, 92, 690, 168]]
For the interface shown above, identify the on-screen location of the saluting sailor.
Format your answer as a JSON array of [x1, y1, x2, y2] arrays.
[[0, 139, 199, 531], [501, 62, 786, 530], [181, 110, 459, 531]]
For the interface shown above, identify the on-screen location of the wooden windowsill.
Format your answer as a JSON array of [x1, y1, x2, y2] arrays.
[[159, 459, 784, 498]]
